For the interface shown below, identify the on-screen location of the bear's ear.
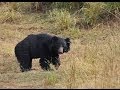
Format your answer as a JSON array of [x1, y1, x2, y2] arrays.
[[65, 38, 71, 44], [52, 36, 58, 42]]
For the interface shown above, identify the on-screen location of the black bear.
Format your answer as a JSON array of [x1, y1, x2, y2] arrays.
[[15, 33, 71, 72]]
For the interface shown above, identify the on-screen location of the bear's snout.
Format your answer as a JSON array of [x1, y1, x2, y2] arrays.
[[58, 46, 63, 54]]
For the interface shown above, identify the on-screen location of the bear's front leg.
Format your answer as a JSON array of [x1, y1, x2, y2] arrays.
[[51, 56, 61, 70], [39, 58, 52, 71]]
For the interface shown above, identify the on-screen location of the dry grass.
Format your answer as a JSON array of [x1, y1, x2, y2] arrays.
[[0, 20, 120, 89], [0, 4, 120, 88]]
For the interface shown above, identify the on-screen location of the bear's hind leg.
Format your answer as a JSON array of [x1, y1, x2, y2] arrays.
[[17, 54, 32, 72]]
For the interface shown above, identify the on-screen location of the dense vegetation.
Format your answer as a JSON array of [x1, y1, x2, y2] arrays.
[[0, 2, 120, 38]]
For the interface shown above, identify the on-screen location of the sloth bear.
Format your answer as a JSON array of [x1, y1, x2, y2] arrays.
[[15, 33, 71, 72]]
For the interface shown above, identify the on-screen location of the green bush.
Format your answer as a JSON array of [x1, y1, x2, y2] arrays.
[[80, 2, 106, 27], [48, 9, 77, 31], [51, 2, 84, 13], [46, 9, 81, 39], [105, 2, 120, 12], [0, 4, 22, 23]]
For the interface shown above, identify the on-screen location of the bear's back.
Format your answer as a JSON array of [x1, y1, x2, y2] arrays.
[[28, 33, 53, 58]]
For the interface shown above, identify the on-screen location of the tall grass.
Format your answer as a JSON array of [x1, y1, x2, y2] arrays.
[[0, 3, 22, 24], [80, 2, 106, 27], [51, 2, 84, 12], [0, 2, 119, 28], [46, 9, 81, 39]]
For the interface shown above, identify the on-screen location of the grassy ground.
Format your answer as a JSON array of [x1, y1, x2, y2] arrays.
[[0, 12, 120, 89]]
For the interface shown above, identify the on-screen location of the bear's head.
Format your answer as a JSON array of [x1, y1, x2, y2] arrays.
[[64, 38, 71, 53], [51, 36, 71, 55]]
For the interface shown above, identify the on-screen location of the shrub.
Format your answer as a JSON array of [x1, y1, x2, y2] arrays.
[[80, 2, 106, 27], [0, 4, 22, 23], [47, 9, 81, 39]]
